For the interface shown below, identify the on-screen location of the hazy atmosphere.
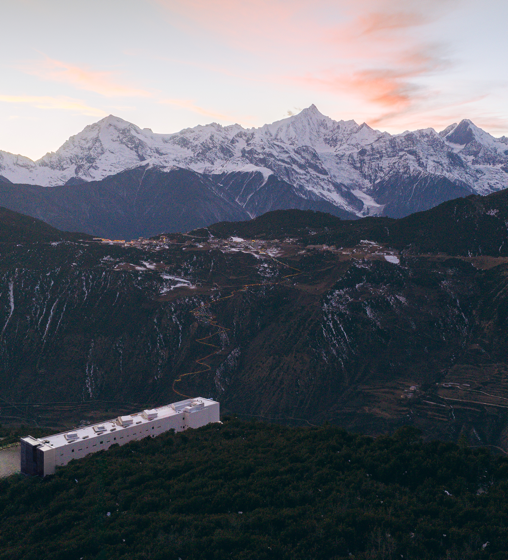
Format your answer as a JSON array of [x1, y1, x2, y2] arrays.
[[1, 0, 507, 160]]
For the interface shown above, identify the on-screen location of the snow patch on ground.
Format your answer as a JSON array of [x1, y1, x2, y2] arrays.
[[353, 190, 385, 216], [160, 274, 195, 293], [266, 248, 283, 257]]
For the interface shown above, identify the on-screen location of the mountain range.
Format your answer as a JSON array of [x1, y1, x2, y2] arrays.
[[1, 106, 508, 238]]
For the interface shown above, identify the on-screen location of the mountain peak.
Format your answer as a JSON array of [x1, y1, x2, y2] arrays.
[[301, 103, 320, 114], [258, 104, 334, 147], [444, 119, 476, 145], [1, 110, 506, 203], [295, 104, 327, 121], [443, 119, 500, 150], [54, 115, 142, 154], [95, 114, 134, 129]]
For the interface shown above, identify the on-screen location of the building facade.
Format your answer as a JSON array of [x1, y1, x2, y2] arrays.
[[21, 397, 220, 476]]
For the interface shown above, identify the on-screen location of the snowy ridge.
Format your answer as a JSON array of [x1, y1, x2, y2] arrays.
[[1, 107, 508, 218]]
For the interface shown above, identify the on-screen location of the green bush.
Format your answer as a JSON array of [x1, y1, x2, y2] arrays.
[[1, 419, 508, 559]]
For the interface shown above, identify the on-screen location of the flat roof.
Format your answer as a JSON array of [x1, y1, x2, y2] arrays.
[[25, 397, 216, 450]]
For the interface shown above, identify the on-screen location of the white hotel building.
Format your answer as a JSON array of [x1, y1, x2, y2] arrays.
[[21, 397, 220, 477]]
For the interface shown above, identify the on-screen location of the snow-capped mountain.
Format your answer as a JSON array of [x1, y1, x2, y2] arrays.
[[1, 105, 508, 219]]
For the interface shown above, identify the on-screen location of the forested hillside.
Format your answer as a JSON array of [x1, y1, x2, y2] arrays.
[[1, 420, 507, 560]]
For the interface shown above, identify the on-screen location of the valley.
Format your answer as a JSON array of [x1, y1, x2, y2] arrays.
[[3, 201, 508, 450]]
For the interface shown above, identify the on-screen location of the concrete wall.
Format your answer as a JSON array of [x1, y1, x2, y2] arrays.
[[49, 411, 187, 475], [184, 402, 220, 429], [23, 399, 220, 476]]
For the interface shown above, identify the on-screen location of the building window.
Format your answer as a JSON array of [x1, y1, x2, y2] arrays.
[[72, 449, 74, 453], [114, 437, 116, 441], [100, 441, 103, 444]]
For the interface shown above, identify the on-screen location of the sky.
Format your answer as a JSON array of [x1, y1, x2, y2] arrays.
[[1, 0, 507, 160]]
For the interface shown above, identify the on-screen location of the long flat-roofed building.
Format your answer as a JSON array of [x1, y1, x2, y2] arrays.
[[21, 397, 219, 476]]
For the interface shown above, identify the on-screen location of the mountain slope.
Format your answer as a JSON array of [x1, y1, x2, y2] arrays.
[[1, 107, 507, 221], [0, 206, 89, 243], [4, 196, 508, 449], [202, 187, 508, 258], [3, 420, 508, 560], [0, 166, 356, 239], [0, 167, 253, 239]]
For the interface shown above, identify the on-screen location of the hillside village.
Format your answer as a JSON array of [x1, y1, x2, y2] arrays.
[[92, 233, 401, 265]]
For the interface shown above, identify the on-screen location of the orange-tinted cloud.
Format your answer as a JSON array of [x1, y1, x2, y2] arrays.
[[151, 0, 508, 137], [155, 0, 461, 121], [153, 0, 457, 54], [295, 41, 450, 120], [19, 57, 152, 98], [349, 70, 422, 110], [0, 95, 107, 117], [294, 3, 458, 123]]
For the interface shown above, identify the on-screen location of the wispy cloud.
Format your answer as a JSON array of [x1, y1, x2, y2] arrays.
[[14, 54, 248, 125], [359, 11, 428, 35], [159, 98, 247, 123], [297, 44, 450, 116], [152, 0, 318, 52], [470, 117, 508, 136], [353, 0, 455, 37], [154, 0, 457, 53], [154, 0, 464, 127], [18, 56, 152, 98], [0, 95, 107, 117], [125, 49, 261, 83], [374, 94, 508, 136]]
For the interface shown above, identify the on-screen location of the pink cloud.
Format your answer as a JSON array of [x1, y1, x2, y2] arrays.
[[359, 11, 428, 35], [18, 56, 152, 98], [353, 0, 457, 35], [152, 0, 324, 53], [152, 0, 485, 133], [0, 95, 107, 117], [294, 41, 450, 118], [371, 96, 508, 136], [154, 0, 459, 110], [154, 0, 457, 54]]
